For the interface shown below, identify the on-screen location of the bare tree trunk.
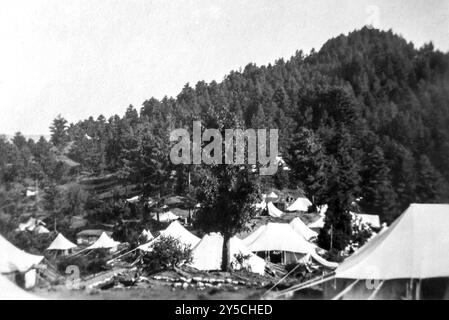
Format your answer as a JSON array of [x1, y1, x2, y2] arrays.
[[221, 233, 231, 271]]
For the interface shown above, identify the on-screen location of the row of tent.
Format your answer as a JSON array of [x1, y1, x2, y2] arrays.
[[47, 232, 120, 252], [133, 217, 338, 275]]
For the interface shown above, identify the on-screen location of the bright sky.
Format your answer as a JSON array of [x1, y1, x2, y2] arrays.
[[0, 0, 448, 135]]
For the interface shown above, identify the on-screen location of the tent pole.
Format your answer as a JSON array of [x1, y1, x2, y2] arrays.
[[367, 280, 384, 300], [331, 279, 360, 300], [274, 273, 335, 298], [415, 279, 422, 300], [262, 262, 303, 298]]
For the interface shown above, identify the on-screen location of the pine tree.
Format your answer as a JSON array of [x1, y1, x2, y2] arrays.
[[50, 115, 68, 148], [415, 155, 444, 202], [285, 127, 328, 205], [359, 146, 397, 222], [318, 127, 361, 251]]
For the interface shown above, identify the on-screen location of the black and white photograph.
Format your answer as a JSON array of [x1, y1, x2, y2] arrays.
[[1, 0, 449, 305]]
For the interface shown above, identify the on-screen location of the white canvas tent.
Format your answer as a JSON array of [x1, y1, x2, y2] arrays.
[[138, 221, 200, 252], [47, 233, 77, 251], [0, 274, 42, 300], [86, 232, 120, 250], [336, 204, 449, 280], [156, 211, 180, 222], [0, 234, 43, 274], [266, 192, 278, 199], [242, 225, 266, 247], [290, 217, 318, 240], [267, 202, 284, 218], [190, 233, 266, 275], [243, 222, 337, 267], [245, 222, 315, 255], [17, 218, 46, 232], [34, 225, 50, 234], [287, 197, 312, 212]]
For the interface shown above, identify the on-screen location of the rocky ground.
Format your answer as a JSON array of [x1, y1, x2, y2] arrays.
[[32, 266, 322, 300]]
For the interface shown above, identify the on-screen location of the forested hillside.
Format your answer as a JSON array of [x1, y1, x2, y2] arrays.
[[1, 27, 449, 232]]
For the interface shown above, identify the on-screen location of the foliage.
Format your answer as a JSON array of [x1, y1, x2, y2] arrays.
[[139, 235, 193, 272], [1, 28, 449, 255], [194, 166, 259, 270], [6, 231, 56, 255], [56, 249, 110, 276]]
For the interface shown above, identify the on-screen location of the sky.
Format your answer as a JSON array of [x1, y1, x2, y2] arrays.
[[0, 0, 448, 136]]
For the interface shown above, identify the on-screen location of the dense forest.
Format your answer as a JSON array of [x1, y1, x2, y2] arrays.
[[1, 28, 449, 251]]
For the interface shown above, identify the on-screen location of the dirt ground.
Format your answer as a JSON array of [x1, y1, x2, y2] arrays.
[[34, 283, 266, 300], [33, 280, 322, 300]]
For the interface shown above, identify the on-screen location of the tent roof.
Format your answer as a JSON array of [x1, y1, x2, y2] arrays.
[[190, 233, 265, 275], [336, 204, 449, 280], [126, 195, 140, 203], [157, 211, 180, 222], [242, 225, 266, 247], [267, 202, 284, 218], [77, 229, 111, 238], [266, 191, 278, 199], [86, 232, 120, 250], [289, 217, 318, 241], [0, 234, 43, 273], [286, 197, 312, 212], [139, 221, 200, 251], [34, 225, 50, 234], [245, 222, 315, 254], [47, 233, 77, 251], [159, 221, 200, 248], [0, 275, 42, 300]]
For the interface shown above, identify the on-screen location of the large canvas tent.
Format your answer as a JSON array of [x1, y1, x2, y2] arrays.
[[243, 222, 337, 268], [0, 274, 42, 300], [47, 233, 77, 252], [289, 217, 318, 241], [244, 222, 315, 264], [139, 221, 200, 251], [156, 211, 179, 222], [0, 234, 43, 274], [86, 232, 120, 250], [267, 202, 284, 218], [324, 204, 449, 299], [286, 197, 312, 212], [336, 204, 449, 280], [190, 233, 266, 275]]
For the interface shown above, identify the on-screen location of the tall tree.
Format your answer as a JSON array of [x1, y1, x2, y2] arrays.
[[194, 167, 259, 270], [50, 115, 68, 148]]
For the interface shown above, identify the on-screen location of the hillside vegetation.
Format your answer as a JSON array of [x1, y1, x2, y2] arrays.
[[1, 28, 449, 249]]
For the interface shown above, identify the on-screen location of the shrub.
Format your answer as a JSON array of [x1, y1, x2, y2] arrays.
[[231, 252, 252, 271], [140, 236, 192, 273], [56, 249, 110, 276]]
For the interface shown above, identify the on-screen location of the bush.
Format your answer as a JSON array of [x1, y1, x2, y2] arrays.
[[7, 231, 56, 255], [139, 236, 192, 273], [231, 252, 252, 271], [56, 249, 110, 276]]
